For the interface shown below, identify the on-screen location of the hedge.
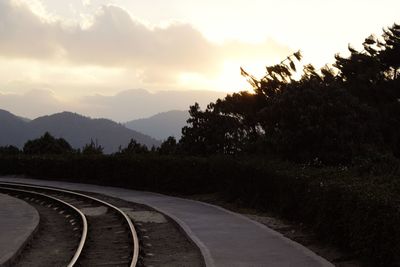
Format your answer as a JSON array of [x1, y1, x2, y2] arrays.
[[0, 154, 399, 266]]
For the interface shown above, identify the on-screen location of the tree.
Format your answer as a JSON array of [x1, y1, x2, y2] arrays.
[[334, 23, 400, 156], [82, 139, 104, 155], [255, 73, 379, 163], [158, 136, 178, 155], [0, 145, 20, 156], [180, 102, 243, 155], [23, 132, 74, 155], [117, 139, 148, 155], [180, 52, 303, 156], [179, 24, 400, 164]]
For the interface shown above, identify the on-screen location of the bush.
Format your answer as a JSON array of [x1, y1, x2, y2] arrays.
[[0, 145, 20, 156], [0, 154, 399, 266]]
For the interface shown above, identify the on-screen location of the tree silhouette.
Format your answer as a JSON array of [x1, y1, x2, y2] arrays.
[[0, 145, 20, 156], [117, 139, 148, 155], [180, 23, 400, 164], [334, 23, 400, 156], [82, 139, 104, 155], [23, 132, 74, 155], [180, 102, 243, 155], [158, 136, 178, 155]]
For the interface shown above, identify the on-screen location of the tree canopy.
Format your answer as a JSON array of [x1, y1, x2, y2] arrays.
[[0, 145, 20, 156], [117, 139, 149, 155], [82, 139, 104, 155], [23, 132, 74, 155], [179, 23, 400, 165]]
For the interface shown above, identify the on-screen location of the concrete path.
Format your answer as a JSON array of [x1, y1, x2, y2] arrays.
[[0, 177, 333, 267], [0, 192, 39, 266]]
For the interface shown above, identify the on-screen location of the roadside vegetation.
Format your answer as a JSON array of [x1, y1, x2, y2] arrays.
[[1, 23, 399, 266]]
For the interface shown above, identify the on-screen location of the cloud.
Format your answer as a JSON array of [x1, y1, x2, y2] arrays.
[[82, 0, 91, 7], [0, 89, 227, 121], [78, 89, 227, 121], [59, 5, 221, 79], [0, 1, 291, 81], [0, 89, 68, 118], [0, 1, 61, 59]]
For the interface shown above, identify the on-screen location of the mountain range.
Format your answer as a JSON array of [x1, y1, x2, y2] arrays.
[[0, 109, 160, 153], [0, 89, 226, 122], [125, 110, 189, 140]]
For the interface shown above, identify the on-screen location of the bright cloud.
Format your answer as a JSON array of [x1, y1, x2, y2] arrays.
[[82, 0, 91, 7], [1, 0, 398, 120], [0, 0, 291, 96]]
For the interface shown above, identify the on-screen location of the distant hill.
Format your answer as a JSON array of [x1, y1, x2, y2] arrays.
[[0, 109, 31, 147], [0, 110, 160, 153], [17, 116, 31, 122], [125, 110, 189, 140], [1, 89, 226, 122]]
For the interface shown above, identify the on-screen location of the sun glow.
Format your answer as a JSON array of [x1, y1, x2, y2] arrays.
[[178, 61, 269, 94], [1, 0, 399, 100], [214, 61, 250, 93]]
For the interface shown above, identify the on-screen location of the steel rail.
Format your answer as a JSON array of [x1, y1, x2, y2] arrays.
[[0, 182, 139, 267], [0, 186, 88, 267]]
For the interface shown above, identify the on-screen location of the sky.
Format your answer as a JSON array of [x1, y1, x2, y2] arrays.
[[0, 0, 399, 120]]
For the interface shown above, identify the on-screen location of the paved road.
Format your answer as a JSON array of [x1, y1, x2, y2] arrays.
[[0, 192, 39, 266], [0, 177, 333, 267]]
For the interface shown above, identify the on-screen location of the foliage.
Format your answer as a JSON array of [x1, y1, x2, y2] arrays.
[[2, 22, 400, 267], [157, 136, 178, 155], [0, 154, 399, 266], [257, 75, 381, 163], [334, 24, 400, 157], [81, 139, 104, 155], [116, 139, 149, 155], [23, 132, 74, 155], [180, 23, 400, 165], [0, 145, 20, 156], [180, 102, 245, 155]]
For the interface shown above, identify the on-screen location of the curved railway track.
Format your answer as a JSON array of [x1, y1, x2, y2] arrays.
[[0, 186, 87, 267], [0, 182, 139, 267]]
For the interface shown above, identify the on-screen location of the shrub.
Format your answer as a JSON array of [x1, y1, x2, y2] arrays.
[[0, 155, 399, 265]]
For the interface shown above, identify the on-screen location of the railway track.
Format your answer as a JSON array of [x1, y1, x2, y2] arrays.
[[0, 182, 139, 267]]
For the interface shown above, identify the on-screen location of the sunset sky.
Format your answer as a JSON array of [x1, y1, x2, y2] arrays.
[[0, 0, 399, 120]]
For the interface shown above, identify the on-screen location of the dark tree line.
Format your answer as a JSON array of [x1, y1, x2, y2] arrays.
[[0, 132, 164, 156], [23, 132, 74, 155], [177, 23, 400, 165]]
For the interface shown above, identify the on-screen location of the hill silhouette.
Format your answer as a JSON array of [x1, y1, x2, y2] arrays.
[[0, 110, 160, 153], [125, 110, 189, 140], [1, 89, 227, 122], [0, 109, 31, 147]]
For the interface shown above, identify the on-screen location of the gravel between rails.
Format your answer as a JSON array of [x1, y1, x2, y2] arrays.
[[7, 196, 80, 267], [80, 191, 205, 267]]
